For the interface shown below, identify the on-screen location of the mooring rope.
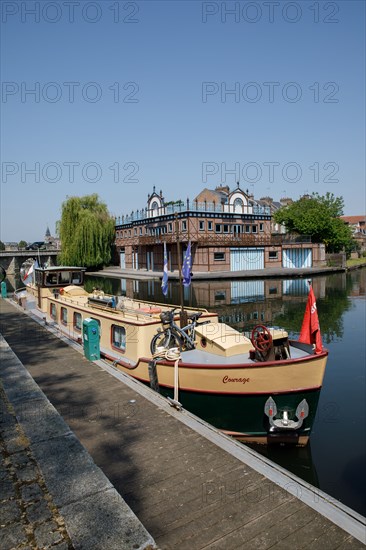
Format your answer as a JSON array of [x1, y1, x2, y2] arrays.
[[152, 347, 182, 408]]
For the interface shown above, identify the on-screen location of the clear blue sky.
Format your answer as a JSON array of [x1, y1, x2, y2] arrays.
[[1, 0, 365, 242]]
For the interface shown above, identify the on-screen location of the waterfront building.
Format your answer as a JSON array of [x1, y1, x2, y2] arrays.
[[340, 215, 366, 252], [114, 184, 326, 272]]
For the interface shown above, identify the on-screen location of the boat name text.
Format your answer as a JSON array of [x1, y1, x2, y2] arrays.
[[223, 376, 250, 384]]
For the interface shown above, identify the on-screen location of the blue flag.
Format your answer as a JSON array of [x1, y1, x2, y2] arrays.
[[161, 242, 168, 296], [182, 241, 192, 287]]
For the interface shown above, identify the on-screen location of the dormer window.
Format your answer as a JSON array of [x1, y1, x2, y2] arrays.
[[151, 201, 159, 216], [233, 197, 244, 213]]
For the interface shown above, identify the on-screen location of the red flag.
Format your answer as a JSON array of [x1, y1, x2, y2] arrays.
[[299, 286, 323, 354]]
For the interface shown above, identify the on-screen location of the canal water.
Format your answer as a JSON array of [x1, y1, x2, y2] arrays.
[[83, 268, 366, 517]]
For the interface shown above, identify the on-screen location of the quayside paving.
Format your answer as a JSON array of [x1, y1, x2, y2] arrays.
[[1, 298, 365, 549], [0, 332, 157, 550]]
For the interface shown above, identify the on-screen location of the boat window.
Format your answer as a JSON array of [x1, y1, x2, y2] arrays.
[[50, 303, 56, 320], [112, 325, 126, 351], [46, 273, 58, 286], [72, 272, 82, 284], [61, 307, 67, 325], [35, 271, 42, 285], [59, 271, 71, 284], [73, 312, 82, 331]]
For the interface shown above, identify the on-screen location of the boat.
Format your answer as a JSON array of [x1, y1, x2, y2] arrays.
[[14, 265, 328, 446]]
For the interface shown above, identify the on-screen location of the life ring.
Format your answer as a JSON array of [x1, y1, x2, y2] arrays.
[[139, 306, 162, 314]]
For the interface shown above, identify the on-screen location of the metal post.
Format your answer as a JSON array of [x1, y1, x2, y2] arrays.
[[175, 214, 187, 327]]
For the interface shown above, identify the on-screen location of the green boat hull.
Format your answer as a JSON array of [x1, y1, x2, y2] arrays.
[[159, 386, 321, 444]]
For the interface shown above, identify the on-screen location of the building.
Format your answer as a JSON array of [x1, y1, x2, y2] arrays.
[[114, 185, 326, 272], [340, 215, 366, 252], [44, 226, 61, 250]]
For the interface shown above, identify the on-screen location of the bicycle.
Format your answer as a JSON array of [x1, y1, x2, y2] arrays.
[[150, 307, 210, 354]]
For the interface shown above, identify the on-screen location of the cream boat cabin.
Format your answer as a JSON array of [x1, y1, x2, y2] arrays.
[[18, 266, 328, 445]]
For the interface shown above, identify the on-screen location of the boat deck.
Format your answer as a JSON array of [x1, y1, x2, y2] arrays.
[[1, 298, 365, 549], [181, 344, 308, 365], [53, 291, 213, 324]]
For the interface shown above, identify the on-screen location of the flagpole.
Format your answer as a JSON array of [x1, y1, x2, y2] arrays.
[[175, 213, 186, 326]]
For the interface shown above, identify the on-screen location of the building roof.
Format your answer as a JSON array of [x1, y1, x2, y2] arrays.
[[194, 187, 229, 204], [340, 216, 365, 224]]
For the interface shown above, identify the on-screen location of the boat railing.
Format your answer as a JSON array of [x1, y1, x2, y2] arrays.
[[56, 294, 159, 320]]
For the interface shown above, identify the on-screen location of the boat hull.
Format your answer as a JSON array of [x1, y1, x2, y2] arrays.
[[118, 350, 328, 396], [158, 386, 321, 445], [113, 351, 327, 446]]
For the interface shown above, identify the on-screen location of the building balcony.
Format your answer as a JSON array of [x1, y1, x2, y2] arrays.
[[115, 202, 271, 226], [115, 232, 311, 248]]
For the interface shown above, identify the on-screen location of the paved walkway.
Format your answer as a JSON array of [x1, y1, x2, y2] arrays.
[[1, 298, 365, 549], [0, 333, 156, 550], [0, 383, 72, 550]]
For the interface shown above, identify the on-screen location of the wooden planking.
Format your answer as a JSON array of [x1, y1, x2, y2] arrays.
[[0, 298, 364, 550]]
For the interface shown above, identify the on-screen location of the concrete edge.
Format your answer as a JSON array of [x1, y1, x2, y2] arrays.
[[0, 333, 157, 550]]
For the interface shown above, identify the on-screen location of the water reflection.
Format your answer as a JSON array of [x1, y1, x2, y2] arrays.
[[85, 271, 358, 343]]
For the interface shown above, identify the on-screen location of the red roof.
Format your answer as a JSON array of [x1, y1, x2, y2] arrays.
[[340, 216, 365, 224]]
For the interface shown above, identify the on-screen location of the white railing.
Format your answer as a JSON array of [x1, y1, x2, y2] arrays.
[[115, 202, 270, 226]]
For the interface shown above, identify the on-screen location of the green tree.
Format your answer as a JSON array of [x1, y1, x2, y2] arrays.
[[59, 194, 115, 268], [18, 240, 27, 249], [0, 241, 5, 251], [274, 192, 355, 253]]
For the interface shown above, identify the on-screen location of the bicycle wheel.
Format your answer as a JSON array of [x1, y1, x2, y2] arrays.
[[150, 330, 183, 355], [167, 330, 184, 351], [150, 330, 171, 355]]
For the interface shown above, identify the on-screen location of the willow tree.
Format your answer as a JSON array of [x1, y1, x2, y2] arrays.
[[59, 194, 115, 268]]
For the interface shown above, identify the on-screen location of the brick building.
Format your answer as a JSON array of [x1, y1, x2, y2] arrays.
[[114, 184, 326, 272]]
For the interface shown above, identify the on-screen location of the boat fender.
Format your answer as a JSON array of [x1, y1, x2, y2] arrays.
[[140, 306, 162, 314], [59, 288, 64, 295], [148, 359, 160, 393]]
